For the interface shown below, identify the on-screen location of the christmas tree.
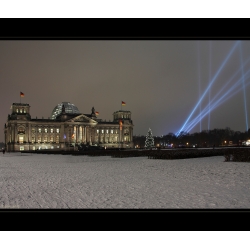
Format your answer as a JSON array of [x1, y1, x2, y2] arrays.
[[145, 128, 154, 149]]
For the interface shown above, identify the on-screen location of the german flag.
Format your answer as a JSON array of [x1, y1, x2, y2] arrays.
[[119, 119, 123, 130], [95, 111, 99, 115], [20, 92, 24, 97], [121, 101, 126, 106]]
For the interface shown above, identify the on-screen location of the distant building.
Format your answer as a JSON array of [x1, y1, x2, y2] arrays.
[[4, 102, 134, 151]]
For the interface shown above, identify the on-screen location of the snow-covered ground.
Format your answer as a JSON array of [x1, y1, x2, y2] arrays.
[[0, 152, 250, 208]]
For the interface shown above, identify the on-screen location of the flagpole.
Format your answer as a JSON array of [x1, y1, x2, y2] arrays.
[[20, 92, 21, 104]]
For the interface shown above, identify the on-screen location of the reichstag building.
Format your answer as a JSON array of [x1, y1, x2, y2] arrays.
[[4, 102, 134, 151]]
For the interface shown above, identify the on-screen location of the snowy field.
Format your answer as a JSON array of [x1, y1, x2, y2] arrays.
[[0, 152, 250, 209]]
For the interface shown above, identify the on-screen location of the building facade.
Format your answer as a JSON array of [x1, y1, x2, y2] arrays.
[[4, 102, 134, 151]]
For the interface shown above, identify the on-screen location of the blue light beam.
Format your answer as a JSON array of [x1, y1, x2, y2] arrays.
[[176, 41, 240, 137], [183, 58, 250, 133], [184, 71, 250, 133], [239, 41, 249, 131], [197, 41, 202, 132], [208, 41, 212, 130], [183, 70, 250, 133]]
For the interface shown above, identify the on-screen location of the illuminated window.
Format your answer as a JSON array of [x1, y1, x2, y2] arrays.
[[38, 136, 41, 143], [97, 129, 99, 134], [38, 128, 41, 133], [19, 136, 24, 143], [51, 128, 54, 133], [20, 146, 24, 151], [44, 136, 48, 143], [56, 135, 59, 143], [50, 136, 54, 142], [24, 109, 26, 113], [20, 109, 22, 113], [56, 128, 59, 133], [102, 130, 104, 134], [51, 146, 54, 149], [45, 128, 48, 133], [32, 146, 35, 150], [32, 127, 35, 133], [16, 109, 19, 113], [111, 130, 113, 134], [31, 137, 35, 143], [106, 129, 109, 134]]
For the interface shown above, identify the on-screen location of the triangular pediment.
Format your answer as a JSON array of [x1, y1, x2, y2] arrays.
[[67, 114, 97, 124]]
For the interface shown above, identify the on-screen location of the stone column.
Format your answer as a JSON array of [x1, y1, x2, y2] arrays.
[[77, 125, 79, 143], [84, 126, 86, 143], [84, 126, 85, 143], [104, 127, 106, 144], [35, 126, 37, 143], [89, 127, 92, 145], [28, 123, 31, 143], [108, 128, 111, 143], [60, 124, 64, 143], [131, 127, 134, 147], [11, 124, 14, 142], [67, 126, 69, 143], [80, 125, 83, 143], [99, 128, 101, 143], [15, 124, 18, 142], [74, 126, 76, 142], [68, 126, 71, 143], [79, 126, 81, 142], [77, 125, 80, 143], [82, 126, 85, 143], [41, 129, 44, 143], [74, 125, 78, 143], [87, 126, 89, 143], [85, 126, 88, 143]]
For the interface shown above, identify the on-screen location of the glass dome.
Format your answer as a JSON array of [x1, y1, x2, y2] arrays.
[[51, 102, 81, 119]]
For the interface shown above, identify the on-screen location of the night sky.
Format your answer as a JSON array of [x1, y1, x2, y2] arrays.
[[1, 40, 250, 142]]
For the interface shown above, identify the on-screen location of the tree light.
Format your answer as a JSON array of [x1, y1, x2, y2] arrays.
[[145, 128, 154, 149]]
